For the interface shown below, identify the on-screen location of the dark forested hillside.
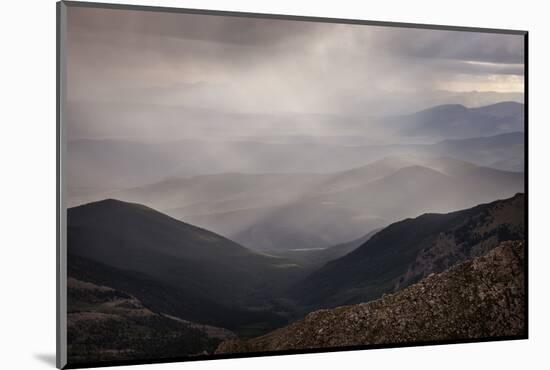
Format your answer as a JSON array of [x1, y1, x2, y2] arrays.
[[67, 199, 307, 339]]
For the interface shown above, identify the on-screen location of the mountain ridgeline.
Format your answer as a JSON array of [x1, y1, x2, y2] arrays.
[[291, 193, 524, 309], [379, 101, 524, 139], [67, 101, 524, 207], [75, 156, 523, 253]]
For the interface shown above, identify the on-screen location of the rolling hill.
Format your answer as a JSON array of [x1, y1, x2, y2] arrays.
[[67, 199, 305, 335]]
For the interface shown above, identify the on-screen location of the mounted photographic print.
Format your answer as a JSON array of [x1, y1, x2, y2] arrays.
[[56, 1, 528, 368]]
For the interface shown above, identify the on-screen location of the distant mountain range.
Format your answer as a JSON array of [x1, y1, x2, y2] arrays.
[[379, 101, 524, 139], [72, 156, 522, 253], [216, 240, 525, 354], [68, 133, 524, 205], [429, 132, 524, 171], [180, 157, 522, 251], [67, 102, 524, 206], [291, 193, 524, 309]]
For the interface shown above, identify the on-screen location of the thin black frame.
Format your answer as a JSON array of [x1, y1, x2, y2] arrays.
[[56, 1, 529, 368]]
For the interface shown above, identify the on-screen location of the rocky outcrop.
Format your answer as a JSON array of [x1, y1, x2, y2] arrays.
[[216, 240, 525, 354]]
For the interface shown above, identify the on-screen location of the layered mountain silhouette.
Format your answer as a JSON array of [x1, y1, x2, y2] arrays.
[[76, 156, 523, 253], [379, 101, 524, 139], [67, 102, 524, 206], [68, 133, 524, 207], [291, 193, 524, 309], [179, 157, 522, 251], [430, 132, 524, 171]]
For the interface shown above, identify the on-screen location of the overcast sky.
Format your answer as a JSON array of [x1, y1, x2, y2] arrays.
[[66, 6, 524, 140]]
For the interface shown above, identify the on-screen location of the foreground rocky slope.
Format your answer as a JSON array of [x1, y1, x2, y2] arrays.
[[216, 240, 525, 354]]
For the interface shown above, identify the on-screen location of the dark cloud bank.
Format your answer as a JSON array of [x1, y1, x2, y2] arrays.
[[66, 6, 524, 142]]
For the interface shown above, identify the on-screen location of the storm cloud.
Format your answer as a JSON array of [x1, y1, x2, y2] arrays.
[[66, 6, 524, 140]]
